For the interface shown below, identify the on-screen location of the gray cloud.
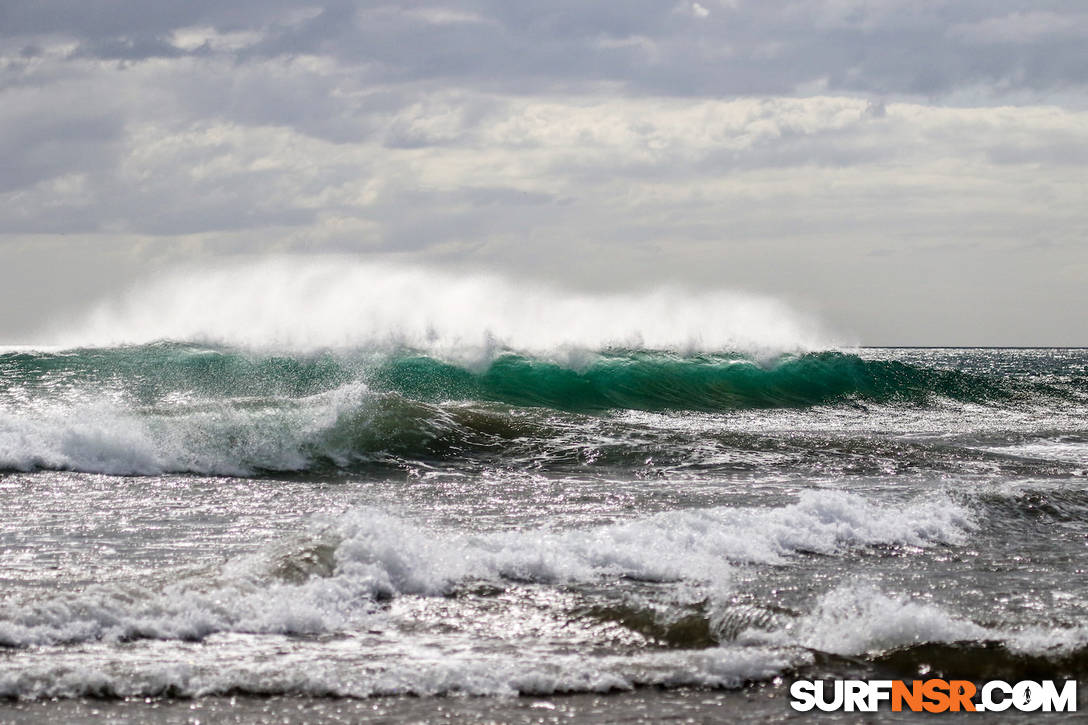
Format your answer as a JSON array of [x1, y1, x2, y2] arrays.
[[5, 1, 1087, 97], [1, 1, 1086, 345]]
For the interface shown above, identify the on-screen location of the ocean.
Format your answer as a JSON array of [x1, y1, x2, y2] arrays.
[[0, 270, 1085, 722]]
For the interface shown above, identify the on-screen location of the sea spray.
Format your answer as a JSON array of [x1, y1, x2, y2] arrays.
[[38, 257, 831, 356]]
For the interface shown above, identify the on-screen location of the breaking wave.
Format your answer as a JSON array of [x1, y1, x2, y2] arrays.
[[1, 343, 1083, 475], [369, 349, 1053, 410], [0, 492, 972, 649], [1, 498, 1083, 699]]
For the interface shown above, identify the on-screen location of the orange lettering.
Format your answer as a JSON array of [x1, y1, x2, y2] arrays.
[[922, 679, 951, 713], [948, 680, 976, 712], [892, 680, 924, 712]]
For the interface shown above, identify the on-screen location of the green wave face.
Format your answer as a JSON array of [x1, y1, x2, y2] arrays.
[[0, 344, 1078, 413], [0, 343, 356, 403], [369, 351, 1046, 411], [1, 344, 1085, 476]]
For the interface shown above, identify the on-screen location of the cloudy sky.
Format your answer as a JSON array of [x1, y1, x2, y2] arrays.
[[1, 0, 1086, 345]]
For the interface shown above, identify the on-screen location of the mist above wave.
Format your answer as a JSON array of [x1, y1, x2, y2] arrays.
[[43, 258, 830, 357]]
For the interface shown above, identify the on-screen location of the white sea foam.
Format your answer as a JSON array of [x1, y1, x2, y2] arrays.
[[781, 585, 988, 653], [983, 440, 1088, 466], [4, 582, 1086, 701], [6, 494, 1086, 704], [4, 610, 1086, 701], [0, 646, 801, 700], [0, 382, 374, 476], [740, 583, 1088, 658], [39, 257, 830, 357], [0, 492, 973, 649]]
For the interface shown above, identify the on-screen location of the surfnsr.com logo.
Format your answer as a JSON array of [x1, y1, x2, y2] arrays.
[[790, 679, 1077, 713]]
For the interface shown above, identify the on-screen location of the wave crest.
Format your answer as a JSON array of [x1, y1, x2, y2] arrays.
[[40, 258, 828, 355], [2, 345, 1081, 476]]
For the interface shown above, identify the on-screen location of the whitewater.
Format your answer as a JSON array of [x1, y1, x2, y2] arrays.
[[1, 260, 1086, 722]]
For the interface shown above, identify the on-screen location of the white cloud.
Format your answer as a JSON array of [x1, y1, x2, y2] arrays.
[[403, 7, 497, 26], [174, 26, 264, 51], [1, 1, 1087, 344]]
